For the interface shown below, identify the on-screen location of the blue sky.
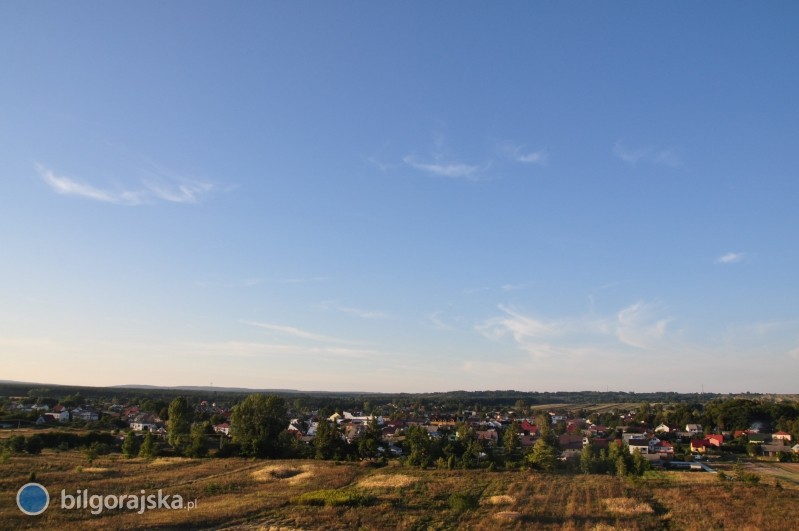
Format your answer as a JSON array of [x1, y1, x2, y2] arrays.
[[1, 2, 797, 393]]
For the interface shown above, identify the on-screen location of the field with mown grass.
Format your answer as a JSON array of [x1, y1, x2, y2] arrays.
[[1, 450, 798, 530]]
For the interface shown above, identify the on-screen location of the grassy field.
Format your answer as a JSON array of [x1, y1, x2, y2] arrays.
[[1, 451, 798, 530]]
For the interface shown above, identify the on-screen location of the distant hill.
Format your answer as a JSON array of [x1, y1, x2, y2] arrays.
[[112, 384, 305, 394]]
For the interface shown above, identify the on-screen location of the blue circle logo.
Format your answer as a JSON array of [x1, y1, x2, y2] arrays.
[[16, 483, 50, 515]]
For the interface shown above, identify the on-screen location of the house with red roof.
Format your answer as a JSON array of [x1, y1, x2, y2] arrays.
[[520, 420, 539, 436], [690, 438, 711, 453]]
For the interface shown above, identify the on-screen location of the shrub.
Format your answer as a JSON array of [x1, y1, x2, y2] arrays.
[[448, 492, 479, 513]]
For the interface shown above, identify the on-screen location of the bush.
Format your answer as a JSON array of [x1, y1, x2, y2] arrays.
[[448, 492, 479, 513], [293, 489, 375, 507]]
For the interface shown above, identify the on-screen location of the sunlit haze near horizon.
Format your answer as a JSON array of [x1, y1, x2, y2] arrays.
[[1, 2, 798, 394]]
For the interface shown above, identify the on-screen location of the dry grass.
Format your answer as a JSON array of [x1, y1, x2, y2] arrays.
[[148, 457, 194, 466], [603, 497, 654, 515], [357, 473, 417, 489], [251, 464, 311, 483], [0, 451, 797, 530], [494, 510, 522, 521], [483, 494, 516, 505]]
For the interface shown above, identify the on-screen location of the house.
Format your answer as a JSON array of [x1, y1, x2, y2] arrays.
[[559, 434, 584, 451], [761, 444, 792, 458], [792, 444, 799, 454], [628, 439, 651, 455], [344, 423, 367, 443], [425, 426, 443, 438], [429, 415, 456, 427], [690, 438, 711, 453], [622, 432, 648, 444], [213, 423, 230, 436], [519, 421, 539, 436], [654, 423, 674, 434], [772, 431, 792, 443], [45, 410, 69, 422], [706, 434, 724, 448], [476, 429, 498, 446], [287, 420, 305, 435], [685, 424, 703, 435], [71, 409, 100, 422], [652, 440, 675, 459]]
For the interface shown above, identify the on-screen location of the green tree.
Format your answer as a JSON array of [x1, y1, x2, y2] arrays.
[[61, 393, 84, 408], [122, 431, 140, 458], [405, 425, 432, 467], [167, 396, 193, 453], [24, 435, 43, 455], [357, 416, 382, 460], [230, 394, 289, 458], [632, 448, 649, 476], [615, 456, 628, 477], [8, 435, 26, 453], [503, 421, 520, 461], [527, 437, 556, 472], [139, 431, 157, 459], [580, 444, 594, 474], [314, 419, 346, 460], [187, 422, 209, 458]]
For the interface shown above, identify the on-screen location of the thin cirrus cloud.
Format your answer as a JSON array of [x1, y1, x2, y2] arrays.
[[36, 163, 213, 205], [499, 142, 549, 165], [402, 155, 480, 180], [716, 252, 745, 264], [477, 301, 672, 357], [240, 320, 359, 345], [613, 141, 680, 167], [317, 301, 388, 320]]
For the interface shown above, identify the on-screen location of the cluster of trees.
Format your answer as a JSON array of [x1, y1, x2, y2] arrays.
[[579, 442, 649, 477], [0, 431, 117, 460]]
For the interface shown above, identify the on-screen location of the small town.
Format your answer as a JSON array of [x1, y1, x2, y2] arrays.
[[2, 387, 799, 529], [3, 388, 799, 467]]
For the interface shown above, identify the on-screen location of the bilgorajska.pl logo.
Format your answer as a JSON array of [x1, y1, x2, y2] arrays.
[[61, 488, 195, 515]]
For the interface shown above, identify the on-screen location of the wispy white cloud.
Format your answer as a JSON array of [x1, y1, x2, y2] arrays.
[[477, 300, 672, 357], [184, 340, 384, 360], [317, 301, 388, 320], [613, 142, 651, 164], [143, 179, 213, 204], [476, 305, 565, 346], [426, 311, 459, 331], [613, 141, 680, 167], [615, 301, 671, 349], [36, 163, 213, 205], [716, 252, 745, 264], [240, 320, 357, 344], [402, 155, 480, 179], [501, 281, 534, 292], [37, 164, 144, 205], [499, 142, 549, 165]]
